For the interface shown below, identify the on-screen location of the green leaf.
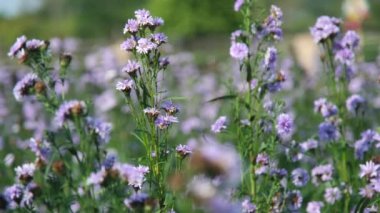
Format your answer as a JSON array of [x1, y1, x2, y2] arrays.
[[206, 94, 237, 103]]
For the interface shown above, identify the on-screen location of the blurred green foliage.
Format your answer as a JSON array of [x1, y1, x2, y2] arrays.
[[0, 0, 379, 49]]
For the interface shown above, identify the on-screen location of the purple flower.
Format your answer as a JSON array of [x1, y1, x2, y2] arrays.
[[310, 16, 341, 43], [318, 121, 340, 142], [230, 42, 249, 60], [255, 153, 270, 175], [161, 100, 180, 115], [263, 47, 277, 71], [135, 9, 154, 26], [234, 0, 244, 12], [313, 98, 338, 118], [15, 163, 36, 182], [13, 73, 40, 102], [260, 5, 283, 40], [136, 38, 157, 54], [120, 37, 137, 51], [54, 100, 87, 128], [152, 17, 164, 27], [346, 94, 365, 114], [359, 161, 379, 179], [355, 130, 380, 159], [122, 60, 141, 76], [155, 115, 179, 129], [211, 116, 228, 133], [335, 48, 355, 65], [143, 107, 160, 119], [116, 79, 134, 94], [359, 185, 375, 198], [118, 164, 149, 189], [311, 164, 333, 185], [276, 113, 294, 140], [291, 168, 309, 187], [8, 35, 27, 58], [176, 144, 192, 157], [324, 187, 341, 204], [340, 30, 360, 50], [4, 184, 23, 204], [300, 139, 318, 152], [85, 117, 112, 144], [286, 190, 303, 211], [231, 30, 243, 42], [151, 33, 167, 46], [25, 39, 44, 50], [123, 19, 139, 34], [241, 199, 256, 213], [306, 201, 324, 213]]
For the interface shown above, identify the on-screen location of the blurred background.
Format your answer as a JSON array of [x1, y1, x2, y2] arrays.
[[0, 0, 379, 59]]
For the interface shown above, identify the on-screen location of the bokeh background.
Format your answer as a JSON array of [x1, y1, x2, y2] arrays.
[[0, 0, 379, 58]]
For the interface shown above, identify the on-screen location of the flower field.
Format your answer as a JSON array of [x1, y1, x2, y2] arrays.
[[0, 0, 380, 212]]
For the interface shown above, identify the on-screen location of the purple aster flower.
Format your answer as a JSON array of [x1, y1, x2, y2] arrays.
[[355, 129, 380, 159], [364, 205, 378, 213], [54, 100, 87, 128], [230, 42, 249, 60], [120, 37, 137, 51], [306, 201, 324, 213], [152, 17, 164, 27], [155, 115, 178, 129], [4, 184, 24, 205], [161, 100, 180, 115], [241, 199, 256, 213], [263, 47, 277, 71], [318, 121, 340, 142], [85, 117, 112, 144], [340, 30, 360, 50], [123, 19, 139, 34], [116, 79, 134, 94], [176, 144, 192, 157], [8, 35, 27, 58], [260, 5, 283, 40], [311, 164, 333, 185], [29, 138, 51, 163], [335, 48, 355, 65], [314, 98, 338, 118], [324, 187, 341, 204], [122, 60, 141, 76], [359, 161, 379, 179], [291, 168, 309, 187], [13, 73, 40, 102], [255, 153, 270, 175], [25, 39, 44, 50], [211, 116, 228, 133], [158, 57, 170, 69], [134, 9, 154, 27], [276, 113, 294, 141], [346, 94, 365, 114], [359, 185, 375, 198], [136, 38, 157, 54], [300, 139, 318, 152], [286, 190, 303, 211], [234, 0, 244, 12], [143, 107, 160, 120], [270, 168, 288, 180], [118, 164, 149, 189], [151, 33, 168, 46], [310, 16, 341, 43], [15, 163, 36, 183]]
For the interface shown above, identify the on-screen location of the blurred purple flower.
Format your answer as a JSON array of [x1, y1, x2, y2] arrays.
[[276, 113, 294, 140], [230, 42, 249, 60], [310, 16, 341, 43], [306, 201, 324, 213], [8, 35, 27, 58], [318, 121, 340, 142], [291, 168, 309, 187], [136, 38, 157, 54], [123, 19, 139, 34], [211, 116, 228, 133], [312, 164, 333, 185], [234, 0, 244, 12], [324, 187, 341, 204]]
